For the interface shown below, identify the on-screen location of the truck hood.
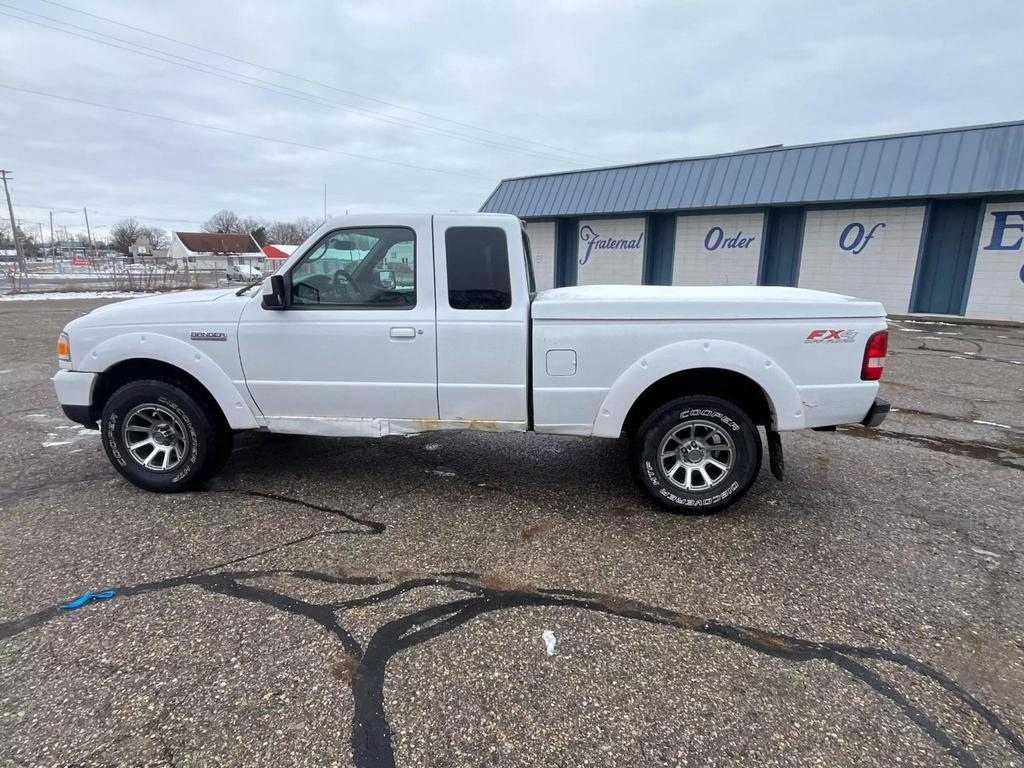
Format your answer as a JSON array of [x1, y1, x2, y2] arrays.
[[67, 288, 249, 329], [531, 285, 886, 321]]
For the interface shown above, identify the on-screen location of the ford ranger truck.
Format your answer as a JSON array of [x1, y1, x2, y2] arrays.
[[53, 213, 889, 514]]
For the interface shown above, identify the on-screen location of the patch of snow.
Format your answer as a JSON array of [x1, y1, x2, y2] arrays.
[[424, 443, 441, 451], [0, 291, 150, 302], [42, 440, 74, 447]]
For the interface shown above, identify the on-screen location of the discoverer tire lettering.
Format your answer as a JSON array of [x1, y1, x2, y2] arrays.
[[99, 379, 231, 493], [633, 395, 762, 514]]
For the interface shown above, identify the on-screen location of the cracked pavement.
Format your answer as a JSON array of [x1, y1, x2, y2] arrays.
[[1, 299, 1023, 767]]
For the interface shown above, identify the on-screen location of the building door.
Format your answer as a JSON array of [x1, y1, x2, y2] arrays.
[[911, 200, 981, 315], [760, 207, 804, 286]]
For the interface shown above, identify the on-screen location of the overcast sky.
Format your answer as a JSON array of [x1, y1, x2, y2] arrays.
[[1, 0, 1022, 239]]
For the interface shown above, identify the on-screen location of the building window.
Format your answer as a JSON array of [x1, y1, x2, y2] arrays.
[[445, 227, 512, 310]]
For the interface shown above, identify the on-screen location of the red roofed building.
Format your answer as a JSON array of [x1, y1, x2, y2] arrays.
[[262, 243, 297, 265]]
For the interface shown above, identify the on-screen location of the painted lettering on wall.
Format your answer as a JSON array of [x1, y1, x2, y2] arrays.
[[578, 224, 644, 266], [839, 222, 886, 254], [703, 227, 756, 251], [984, 211, 1024, 251]]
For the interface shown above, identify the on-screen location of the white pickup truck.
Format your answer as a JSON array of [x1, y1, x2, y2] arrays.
[[53, 213, 889, 513]]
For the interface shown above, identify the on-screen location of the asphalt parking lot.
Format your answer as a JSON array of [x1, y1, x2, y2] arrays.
[[1, 298, 1022, 768]]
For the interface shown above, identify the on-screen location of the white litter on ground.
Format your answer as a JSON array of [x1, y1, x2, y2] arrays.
[[970, 546, 1001, 559], [973, 420, 1014, 430], [0, 291, 150, 302], [424, 443, 441, 451], [542, 630, 557, 656]]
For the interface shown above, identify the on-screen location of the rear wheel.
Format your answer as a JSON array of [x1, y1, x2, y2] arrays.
[[632, 395, 762, 514], [100, 379, 229, 492]]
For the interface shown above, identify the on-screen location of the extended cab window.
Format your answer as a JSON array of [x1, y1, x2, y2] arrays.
[[290, 227, 415, 308], [445, 227, 511, 310]]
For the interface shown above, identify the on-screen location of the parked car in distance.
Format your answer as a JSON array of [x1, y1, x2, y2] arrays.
[[53, 213, 890, 514], [226, 264, 262, 282]]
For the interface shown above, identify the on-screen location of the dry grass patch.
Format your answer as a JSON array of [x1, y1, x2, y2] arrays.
[[330, 653, 359, 684], [479, 573, 537, 594], [521, 523, 549, 542]]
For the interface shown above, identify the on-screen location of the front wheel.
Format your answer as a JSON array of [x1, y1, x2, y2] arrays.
[[632, 395, 762, 514], [100, 379, 230, 492]]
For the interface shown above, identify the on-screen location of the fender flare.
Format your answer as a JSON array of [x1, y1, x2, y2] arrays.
[[591, 339, 805, 438], [78, 332, 260, 430]]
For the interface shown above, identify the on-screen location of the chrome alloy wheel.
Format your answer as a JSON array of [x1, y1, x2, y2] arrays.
[[121, 403, 190, 472], [657, 419, 735, 491]]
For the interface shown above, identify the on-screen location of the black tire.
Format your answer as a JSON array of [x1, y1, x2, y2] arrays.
[[632, 395, 762, 514], [100, 379, 229, 492]]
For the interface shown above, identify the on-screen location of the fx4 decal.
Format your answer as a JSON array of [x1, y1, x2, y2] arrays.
[[805, 329, 858, 343]]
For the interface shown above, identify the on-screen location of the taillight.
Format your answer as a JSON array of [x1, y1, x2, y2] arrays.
[[861, 330, 888, 380]]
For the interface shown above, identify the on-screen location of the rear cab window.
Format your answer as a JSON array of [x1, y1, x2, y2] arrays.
[[445, 227, 512, 310]]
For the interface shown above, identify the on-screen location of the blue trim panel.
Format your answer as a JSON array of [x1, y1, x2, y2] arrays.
[[643, 214, 676, 285], [759, 207, 805, 286], [555, 218, 579, 287]]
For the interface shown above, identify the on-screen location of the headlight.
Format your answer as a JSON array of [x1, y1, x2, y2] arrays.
[[56, 331, 70, 362]]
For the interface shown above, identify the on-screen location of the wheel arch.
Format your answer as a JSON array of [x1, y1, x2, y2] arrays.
[[82, 333, 259, 430], [592, 339, 805, 439]]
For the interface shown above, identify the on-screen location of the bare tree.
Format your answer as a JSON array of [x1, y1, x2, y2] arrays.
[[109, 218, 146, 255], [142, 227, 169, 250], [266, 217, 320, 245], [203, 209, 243, 233]]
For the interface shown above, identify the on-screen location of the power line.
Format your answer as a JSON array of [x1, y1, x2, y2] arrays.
[[0, 83, 496, 182], [22, 205, 203, 224], [0, 4, 587, 166], [19, 203, 204, 225], [36, 0, 602, 162]]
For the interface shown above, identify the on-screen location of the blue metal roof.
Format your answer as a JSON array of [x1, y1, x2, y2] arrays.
[[480, 120, 1024, 217]]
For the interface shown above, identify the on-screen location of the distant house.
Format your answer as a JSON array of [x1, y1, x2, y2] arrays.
[[261, 243, 297, 269], [169, 231, 262, 272], [129, 236, 169, 265]]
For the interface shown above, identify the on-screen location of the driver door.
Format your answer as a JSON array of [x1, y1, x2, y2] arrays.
[[237, 217, 438, 429]]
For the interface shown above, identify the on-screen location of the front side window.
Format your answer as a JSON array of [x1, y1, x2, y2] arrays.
[[290, 227, 416, 307], [445, 226, 512, 310]]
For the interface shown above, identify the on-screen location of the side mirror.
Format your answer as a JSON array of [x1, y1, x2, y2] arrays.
[[261, 274, 289, 310]]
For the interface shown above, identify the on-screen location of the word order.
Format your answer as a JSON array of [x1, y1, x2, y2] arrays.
[[578, 225, 644, 265], [704, 227, 756, 251]]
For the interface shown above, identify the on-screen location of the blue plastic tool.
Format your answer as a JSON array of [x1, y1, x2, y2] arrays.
[[60, 590, 117, 610]]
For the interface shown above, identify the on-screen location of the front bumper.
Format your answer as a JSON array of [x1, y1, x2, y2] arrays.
[[861, 397, 890, 428], [53, 370, 98, 428]]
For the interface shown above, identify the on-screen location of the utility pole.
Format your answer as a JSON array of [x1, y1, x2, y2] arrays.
[[323, 183, 327, 222], [83, 207, 94, 250], [49, 210, 55, 264], [0, 169, 26, 272]]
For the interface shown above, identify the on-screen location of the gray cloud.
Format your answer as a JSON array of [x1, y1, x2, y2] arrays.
[[1, 0, 1021, 237]]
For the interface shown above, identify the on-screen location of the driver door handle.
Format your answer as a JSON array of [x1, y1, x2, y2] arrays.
[[390, 327, 417, 339]]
